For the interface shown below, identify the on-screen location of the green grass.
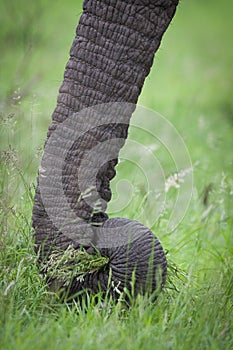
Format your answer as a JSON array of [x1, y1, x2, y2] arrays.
[[1, 0, 233, 349]]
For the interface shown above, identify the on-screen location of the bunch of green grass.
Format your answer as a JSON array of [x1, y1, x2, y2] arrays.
[[41, 245, 110, 288]]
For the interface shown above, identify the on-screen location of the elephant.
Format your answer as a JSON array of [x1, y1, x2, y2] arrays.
[[32, 0, 179, 300]]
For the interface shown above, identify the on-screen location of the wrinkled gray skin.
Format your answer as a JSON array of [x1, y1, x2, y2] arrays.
[[33, 0, 179, 299]]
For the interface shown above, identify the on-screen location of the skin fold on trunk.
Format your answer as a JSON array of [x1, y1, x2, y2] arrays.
[[32, 0, 179, 299]]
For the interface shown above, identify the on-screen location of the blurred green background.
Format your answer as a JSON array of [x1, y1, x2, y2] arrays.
[[0, 0, 232, 199]]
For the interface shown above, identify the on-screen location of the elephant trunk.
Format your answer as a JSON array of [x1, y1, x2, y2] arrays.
[[32, 0, 179, 298]]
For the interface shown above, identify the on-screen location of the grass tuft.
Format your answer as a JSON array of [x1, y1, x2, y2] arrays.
[[41, 245, 109, 287]]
